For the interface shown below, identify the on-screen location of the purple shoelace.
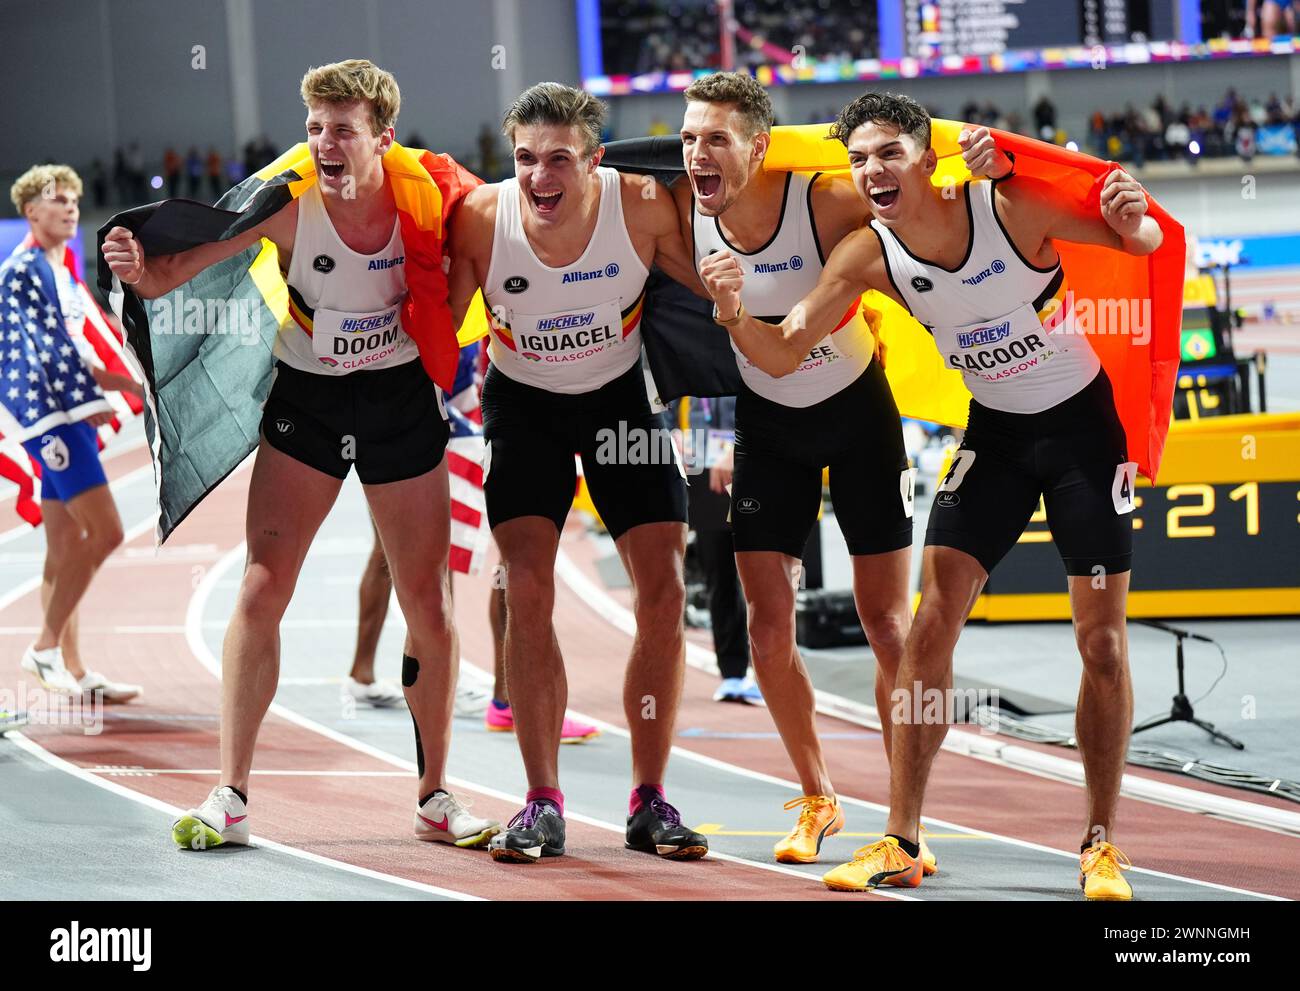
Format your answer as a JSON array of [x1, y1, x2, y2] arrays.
[[509, 800, 555, 830]]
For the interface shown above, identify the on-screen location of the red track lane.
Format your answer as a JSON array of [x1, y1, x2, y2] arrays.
[[2, 468, 865, 901], [490, 523, 1300, 900]]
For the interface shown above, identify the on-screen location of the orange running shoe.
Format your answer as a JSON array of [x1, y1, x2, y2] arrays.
[[773, 795, 844, 864], [1080, 842, 1133, 900], [823, 836, 923, 892]]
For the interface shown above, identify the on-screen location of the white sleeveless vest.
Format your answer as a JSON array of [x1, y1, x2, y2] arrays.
[[482, 167, 649, 394], [872, 179, 1099, 413], [278, 183, 416, 375], [693, 172, 875, 408]]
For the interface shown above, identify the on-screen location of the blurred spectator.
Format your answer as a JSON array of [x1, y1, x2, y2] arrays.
[[186, 147, 203, 199], [163, 147, 181, 198], [205, 146, 223, 202], [87, 159, 108, 208], [1033, 96, 1057, 140]]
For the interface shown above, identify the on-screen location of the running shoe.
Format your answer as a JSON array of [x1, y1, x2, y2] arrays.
[[488, 799, 566, 863], [713, 676, 763, 705], [171, 786, 250, 850], [920, 825, 938, 876], [774, 795, 844, 864], [414, 790, 501, 848], [822, 836, 923, 892], [79, 670, 142, 704], [344, 677, 405, 708], [625, 787, 709, 860], [1080, 842, 1133, 901], [0, 709, 27, 735], [20, 644, 81, 694], [453, 682, 492, 717], [484, 701, 600, 743]]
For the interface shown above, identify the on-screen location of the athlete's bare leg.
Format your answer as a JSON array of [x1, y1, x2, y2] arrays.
[[615, 521, 687, 788], [33, 486, 122, 667], [736, 550, 833, 796], [350, 516, 391, 684], [39, 500, 88, 676], [883, 545, 987, 842], [1068, 570, 1132, 848], [366, 459, 458, 799], [221, 440, 342, 793], [849, 547, 912, 760], [493, 516, 565, 788], [489, 583, 508, 702]]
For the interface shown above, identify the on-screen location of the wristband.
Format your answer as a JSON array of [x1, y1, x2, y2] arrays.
[[713, 301, 745, 327]]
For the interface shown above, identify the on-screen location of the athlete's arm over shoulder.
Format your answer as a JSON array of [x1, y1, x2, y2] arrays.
[[809, 173, 870, 256], [624, 173, 707, 297], [446, 182, 497, 328], [101, 200, 297, 300], [699, 227, 874, 378], [997, 171, 1163, 258]]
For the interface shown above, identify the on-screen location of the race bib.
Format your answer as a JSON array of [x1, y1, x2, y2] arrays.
[[508, 299, 626, 366], [311, 300, 409, 371], [936, 302, 1062, 386]]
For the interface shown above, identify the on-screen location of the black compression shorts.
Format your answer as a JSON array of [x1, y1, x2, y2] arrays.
[[479, 358, 687, 540], [261, 359, 449, 484], [925, 367, 1135, 577], [731, 359, 914, 559]]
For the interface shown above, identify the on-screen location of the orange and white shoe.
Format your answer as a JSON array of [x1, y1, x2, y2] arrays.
[[773, 795, 844, 864], [920, 825, 938, 876], [823, 836, 923, 892], [1080, 842, 1133, 900]]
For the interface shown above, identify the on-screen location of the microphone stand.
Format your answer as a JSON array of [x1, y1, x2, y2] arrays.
[[1130, 619, 1244, 749]]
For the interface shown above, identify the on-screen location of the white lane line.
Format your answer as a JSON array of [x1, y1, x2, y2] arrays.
[[551, 548, 1288, 900], [6, 732, 479, 901], [186, 541, 912, 901]]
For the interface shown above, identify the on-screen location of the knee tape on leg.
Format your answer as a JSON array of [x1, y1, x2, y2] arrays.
[[401, 653, 419, 687]]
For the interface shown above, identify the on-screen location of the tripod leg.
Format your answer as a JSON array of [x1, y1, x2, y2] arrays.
[[1191, 717, 1246, 751]]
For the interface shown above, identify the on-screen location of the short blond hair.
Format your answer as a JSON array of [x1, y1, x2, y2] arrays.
[[300, 58, 400, 135], [10, 164, 83, 215]]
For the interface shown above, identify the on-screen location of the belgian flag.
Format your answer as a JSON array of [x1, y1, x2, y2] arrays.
[[96, 143, 480, 540], [603, 120, 1185, 482]]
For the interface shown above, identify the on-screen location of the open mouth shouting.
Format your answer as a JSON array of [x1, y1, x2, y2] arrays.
[[319, 158, 347, 180], [692, 168, 723, 206], [531, 189, 563, 215], [869, 183, 900, 210]]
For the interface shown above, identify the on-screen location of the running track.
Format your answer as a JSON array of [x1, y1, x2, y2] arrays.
[[2, 431, 1296, 901]]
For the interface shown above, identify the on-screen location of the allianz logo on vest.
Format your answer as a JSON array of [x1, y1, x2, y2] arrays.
[[561, 262, 620, 284], [960, 258, 1006, 287], [956, 320, 1012, 349], [368, 255, 404, 270], [753, 255, 803, 275]]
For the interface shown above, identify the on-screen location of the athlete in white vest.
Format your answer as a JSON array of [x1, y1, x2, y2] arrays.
[[448, 82, 709, 865], [102, 59, 499, 853], [676, 72, 923, 871], [701, 92, 1162, 900]]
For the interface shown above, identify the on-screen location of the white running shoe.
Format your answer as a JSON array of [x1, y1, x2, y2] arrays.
[[20, 644, 82, 694], [414, 790, 501, 848], [453, 682, 492, 717], [344, 677, 406, 708], [171, 786, 250, 850], [79, 670, 142, 703]]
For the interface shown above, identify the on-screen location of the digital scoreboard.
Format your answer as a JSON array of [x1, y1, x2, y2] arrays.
[[970, 413, 1300, 619]]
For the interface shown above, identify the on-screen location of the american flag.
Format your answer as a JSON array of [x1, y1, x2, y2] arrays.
[[445, 340, 489, 575], [0, 239, 143, 525]]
